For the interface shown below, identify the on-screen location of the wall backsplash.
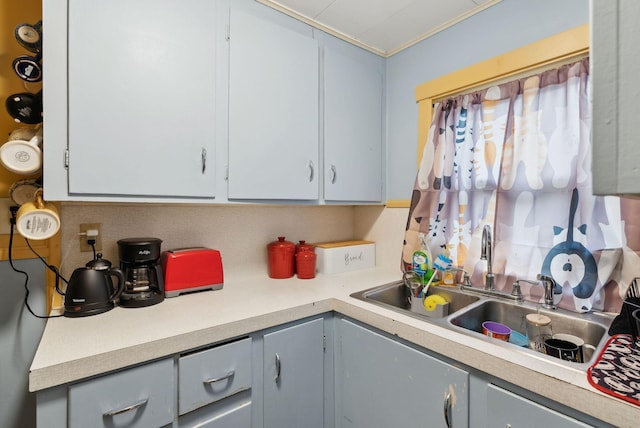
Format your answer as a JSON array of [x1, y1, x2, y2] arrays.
[[58, 204, 407, 279]]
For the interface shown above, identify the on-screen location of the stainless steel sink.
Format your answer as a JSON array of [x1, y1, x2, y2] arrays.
[[350, 281, 481, 320], [448, 299, 613, 364], [351, 280, 615, 367]]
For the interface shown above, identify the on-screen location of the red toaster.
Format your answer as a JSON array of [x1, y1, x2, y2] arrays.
[[161, 247, 224, 297]]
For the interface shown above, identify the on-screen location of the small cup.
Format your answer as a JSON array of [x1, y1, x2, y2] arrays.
[[543, 338, 580, 362], [482, 321, 511, 341], [15, 189, 60, 240], [553, 333, 596, 363]]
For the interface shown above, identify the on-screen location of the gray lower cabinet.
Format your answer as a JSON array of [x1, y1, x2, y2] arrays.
[[335, 318, 469, 428], [263, 318, 325, 428], [68, 358, 175, 428], [35, 314, 610, 428], [483, 384, 594, 428]]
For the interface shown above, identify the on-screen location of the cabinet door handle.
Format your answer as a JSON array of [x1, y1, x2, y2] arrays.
[[308, 161, 314, 182], [103, 398, 148, 417], [443, 391, 452, 428], [203, 370, 235, 384], [201, 148, 207, 174], [274, 353, 281, 384], [330, 164, 337, 184]]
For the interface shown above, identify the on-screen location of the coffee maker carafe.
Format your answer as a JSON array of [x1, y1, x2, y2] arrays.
[[117, 237, 164, 308]]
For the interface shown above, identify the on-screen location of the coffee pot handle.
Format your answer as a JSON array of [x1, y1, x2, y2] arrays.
[[108, 268, 125, 301]]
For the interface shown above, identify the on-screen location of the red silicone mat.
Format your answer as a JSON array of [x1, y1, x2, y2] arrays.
[[587, 334, 640, 406]]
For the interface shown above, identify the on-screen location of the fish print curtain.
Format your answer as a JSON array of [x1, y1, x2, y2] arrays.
[[403, 58, 640, 313]]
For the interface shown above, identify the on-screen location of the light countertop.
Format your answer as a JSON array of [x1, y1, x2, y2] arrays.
[[30, 267, 639, 427]]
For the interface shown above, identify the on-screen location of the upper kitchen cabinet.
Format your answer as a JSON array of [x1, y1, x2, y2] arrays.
[[43, 0, 385, 203], [228, 8, 319, 201], [323, 48, 383, 202], [591, 0, 640, 197], [43, 0, 220, 200]]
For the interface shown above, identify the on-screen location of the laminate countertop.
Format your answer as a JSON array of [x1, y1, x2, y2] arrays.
[[29, 267, 638, 426]]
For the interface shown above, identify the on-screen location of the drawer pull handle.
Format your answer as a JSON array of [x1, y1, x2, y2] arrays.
[[444, 391, 452, 428], [201, 147, 207, 174], [308, 161, 314, 182], [103, 398, 148, 417], [203, 370, 235, 384], [275, 352, 281, 384]]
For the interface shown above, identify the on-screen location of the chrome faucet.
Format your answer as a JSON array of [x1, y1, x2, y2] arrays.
[[480, 225, 494, 290], [536, 274, 558, 309]]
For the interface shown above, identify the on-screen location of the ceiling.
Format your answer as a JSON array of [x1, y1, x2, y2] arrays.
[[257, 0, 503, 57]]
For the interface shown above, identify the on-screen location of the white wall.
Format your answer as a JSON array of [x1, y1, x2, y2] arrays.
[[385, 0, 590, 200], [59, 204, 354, 277], [58, 204, 408, 281]]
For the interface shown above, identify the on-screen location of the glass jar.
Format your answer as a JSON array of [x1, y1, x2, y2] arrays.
[[526, 313, 552, 353]]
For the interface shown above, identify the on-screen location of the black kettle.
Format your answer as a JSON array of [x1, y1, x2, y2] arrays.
[[64, 254, 124, 318]]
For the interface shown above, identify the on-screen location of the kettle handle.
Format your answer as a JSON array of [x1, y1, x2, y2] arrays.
[[108, 268, 125, 301]]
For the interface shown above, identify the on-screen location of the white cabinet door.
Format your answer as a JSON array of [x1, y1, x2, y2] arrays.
[[228, 9, 319, 200], [591, 0, 640, 196], [67, 0, 216, 198], [263, 318, 324, 428], [336, 318, 469, 428], [324, 49, 383, 202]]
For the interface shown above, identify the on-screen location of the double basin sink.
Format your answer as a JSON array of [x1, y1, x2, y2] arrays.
[[350, 280, 615, 367]]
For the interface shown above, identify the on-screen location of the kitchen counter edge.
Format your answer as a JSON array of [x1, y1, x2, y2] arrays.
[[29, 267, 637, 427]]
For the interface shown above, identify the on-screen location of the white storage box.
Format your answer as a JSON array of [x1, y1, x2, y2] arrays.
[[314, 240, 375, 274]]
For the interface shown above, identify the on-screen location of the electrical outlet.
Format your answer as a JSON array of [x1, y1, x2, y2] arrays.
[[79, 223, 102, 252], [0, 199, 14, 234]]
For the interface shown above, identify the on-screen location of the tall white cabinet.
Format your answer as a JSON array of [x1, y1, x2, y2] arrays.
[[228, 9, 319, 201], [66, 0, 217, 198], [323, 48, 383, 202], [591, 0, 640, 196]]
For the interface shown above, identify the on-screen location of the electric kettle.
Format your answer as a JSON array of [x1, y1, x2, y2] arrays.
[[64, 254, 124, 317]]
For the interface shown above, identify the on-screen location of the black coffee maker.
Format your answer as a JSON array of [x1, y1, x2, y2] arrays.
[[117, 237, 164, 308]]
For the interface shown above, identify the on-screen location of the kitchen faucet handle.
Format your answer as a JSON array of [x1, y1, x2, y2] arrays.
[[511, 281, 524, 303], [512, 279, 538, 303], [536, 274, 558, 309]]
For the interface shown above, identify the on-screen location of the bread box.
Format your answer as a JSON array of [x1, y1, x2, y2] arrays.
[[313, 240, 375, 274]]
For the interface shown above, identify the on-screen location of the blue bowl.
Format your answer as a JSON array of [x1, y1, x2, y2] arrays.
[[509, 330, 528, 347]]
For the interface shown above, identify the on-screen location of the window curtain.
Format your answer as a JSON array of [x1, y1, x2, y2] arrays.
[[403, 57, 640, 313]]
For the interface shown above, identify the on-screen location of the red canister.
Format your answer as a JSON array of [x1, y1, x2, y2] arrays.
[[295, 240, 314, 254], [267, 237, 295, 278], [296, 246, 316, 279]]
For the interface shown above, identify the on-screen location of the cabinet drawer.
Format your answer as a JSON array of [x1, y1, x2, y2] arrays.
[[178, 392, 251, 428], [68, 358, 174, 428], [486, 384, 593, 427], [178, 337, 252, 415]]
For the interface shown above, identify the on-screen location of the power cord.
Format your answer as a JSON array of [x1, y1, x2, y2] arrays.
[[8, 206, 65, 319], [89, 238, 96, 260]]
